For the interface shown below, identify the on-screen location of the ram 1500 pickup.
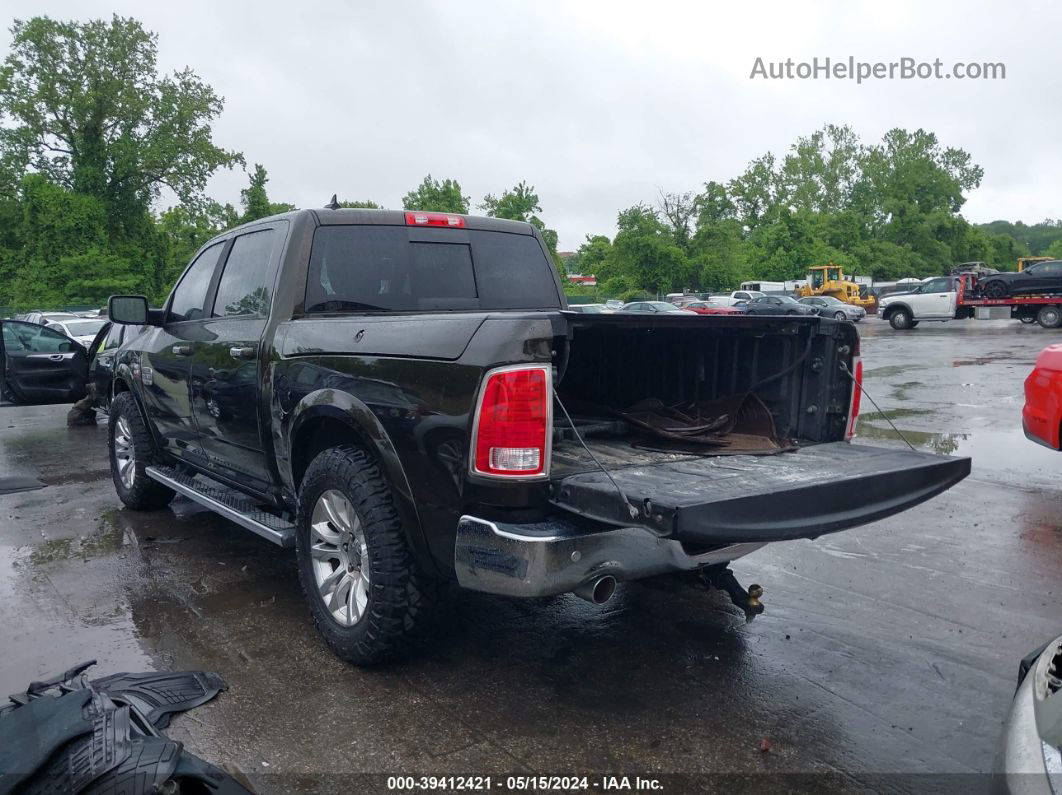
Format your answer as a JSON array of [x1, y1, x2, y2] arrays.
[[102, 207, 971, 665]]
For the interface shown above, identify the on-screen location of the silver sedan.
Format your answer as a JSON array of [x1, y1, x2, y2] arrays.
[[798, 295, 867, 321]]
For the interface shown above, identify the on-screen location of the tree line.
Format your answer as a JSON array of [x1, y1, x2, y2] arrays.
[[0, 15, 1059, 310], [565, 125, 1062, 301]]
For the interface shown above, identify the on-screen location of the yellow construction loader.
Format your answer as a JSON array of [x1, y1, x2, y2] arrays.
[[1018, 256, 1053, 272], [796, 264, 877, 309]]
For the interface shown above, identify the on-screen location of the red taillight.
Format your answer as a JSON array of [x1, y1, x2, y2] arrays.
[[845, 357, 862, 440], [472, 366, 551, 478], [404, 211, 465, 228]]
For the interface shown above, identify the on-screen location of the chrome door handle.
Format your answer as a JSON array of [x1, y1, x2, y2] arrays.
[[229, 346, 256, 360], [172, 345, 192, 356]]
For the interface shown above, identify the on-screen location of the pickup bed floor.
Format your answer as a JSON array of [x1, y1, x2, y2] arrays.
[[550, 441, 971, 544]]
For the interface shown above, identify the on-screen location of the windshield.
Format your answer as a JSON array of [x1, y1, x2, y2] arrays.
[[61, 319, 107, 336]]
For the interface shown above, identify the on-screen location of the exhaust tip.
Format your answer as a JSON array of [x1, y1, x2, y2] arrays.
[[574, 575, 617, 605]]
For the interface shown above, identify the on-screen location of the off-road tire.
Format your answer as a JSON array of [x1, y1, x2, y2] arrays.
[[108, 392, 175, 510], [888, 309, 913, 330], [296, 445, 441, 665], [1037, 305, 1062, 329]]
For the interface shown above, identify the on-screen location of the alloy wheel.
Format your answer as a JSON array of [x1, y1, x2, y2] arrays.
[[113, 416, 136, 490], [309, 489, 370, 627]]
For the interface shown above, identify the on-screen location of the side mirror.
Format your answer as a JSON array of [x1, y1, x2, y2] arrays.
[[109, 295, 149, 325]]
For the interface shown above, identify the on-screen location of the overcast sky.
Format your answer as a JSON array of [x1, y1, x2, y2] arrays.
[[7, 0, 1060, 250]]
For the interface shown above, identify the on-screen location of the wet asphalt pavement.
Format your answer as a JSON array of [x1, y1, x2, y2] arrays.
[[1, 318, 1060, 793]]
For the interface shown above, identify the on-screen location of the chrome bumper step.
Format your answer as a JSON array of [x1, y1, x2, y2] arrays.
[[145, 465, 295, 548]]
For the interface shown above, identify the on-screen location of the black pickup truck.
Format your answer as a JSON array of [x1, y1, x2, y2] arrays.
[[88, 207, 970, 665]]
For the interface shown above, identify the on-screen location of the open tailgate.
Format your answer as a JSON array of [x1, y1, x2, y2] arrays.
[[549, 442, 970, 544]]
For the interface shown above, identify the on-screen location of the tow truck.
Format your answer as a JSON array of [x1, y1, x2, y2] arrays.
[[878, 273, 1062, 330]]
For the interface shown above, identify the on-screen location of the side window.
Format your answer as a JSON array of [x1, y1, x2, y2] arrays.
[[213, 229, 280, 317], [735, 292, 749, 300], [2, 324, 26, 351], [4, 321, 73, 353], [921, 278, 950, 294], [169, 242, 226, 323]]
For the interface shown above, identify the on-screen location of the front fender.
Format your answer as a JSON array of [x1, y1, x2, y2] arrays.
[[880, 302, 910, 318], [284, 389, 434, 574]]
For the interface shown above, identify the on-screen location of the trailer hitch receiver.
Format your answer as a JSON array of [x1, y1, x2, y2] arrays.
[[700, 565, 765, 619]]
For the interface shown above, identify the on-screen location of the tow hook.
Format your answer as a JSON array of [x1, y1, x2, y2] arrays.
[[699, 565, 765, 619]]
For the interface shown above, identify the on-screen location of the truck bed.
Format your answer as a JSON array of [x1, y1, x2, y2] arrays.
[[549, 441, 971, 545]]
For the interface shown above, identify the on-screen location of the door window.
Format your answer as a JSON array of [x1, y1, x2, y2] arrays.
[[169, 241, 226, 323], [2, 321, 74, 352], [213, 229, 281, 317], [920, 278, 951, 294]]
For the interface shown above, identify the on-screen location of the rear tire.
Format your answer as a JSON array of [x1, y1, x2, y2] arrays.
[[108, 392, 175, 510], [888, 309, 914, 330], [983, 281, 1008, 299], [296, 445, 441, 665], [1037, 306, 1062, 329]]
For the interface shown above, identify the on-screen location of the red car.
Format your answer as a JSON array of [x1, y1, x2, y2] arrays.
[[1023, 344, 1062, 449], [682, 300, 744, 316]]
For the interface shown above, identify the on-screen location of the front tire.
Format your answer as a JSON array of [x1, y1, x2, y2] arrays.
[[834, 311, 847, 320], [888, 309, 914, 330], [296, 445, 440, 665], [108, 392, 175, 510]]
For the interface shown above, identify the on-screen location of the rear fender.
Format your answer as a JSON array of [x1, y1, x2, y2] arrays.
[[285, 389, 434, 573]]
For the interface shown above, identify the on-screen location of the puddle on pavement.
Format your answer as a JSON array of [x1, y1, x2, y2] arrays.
[[890, 381, 923, 401], [863, 364, 918, 378], [856, 421, 968, 455], [857, 419, 1062, 479], [860, 408, 934, 423], [27, 511, 129, 566]]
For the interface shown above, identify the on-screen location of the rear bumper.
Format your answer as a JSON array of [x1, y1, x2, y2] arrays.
[[993, 635, 1062, 794], [454, 515, 763, 597]]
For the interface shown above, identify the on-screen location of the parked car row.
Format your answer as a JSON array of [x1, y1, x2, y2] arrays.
[[574, 295, 864, 320]]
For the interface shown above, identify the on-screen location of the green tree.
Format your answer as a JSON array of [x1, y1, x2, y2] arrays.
[[338, 199, 382, 209], [0, 15, 241, 234], [657, 190, 696, 251], [480, 181, 541, 222], [239, 163, 294, 222], [402, 174, 469, 213], [610, 204, 692, 293], [1046, 239, 1062, 259]]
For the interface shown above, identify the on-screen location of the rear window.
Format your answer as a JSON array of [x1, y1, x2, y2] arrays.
[[305, 226, 560, 313]]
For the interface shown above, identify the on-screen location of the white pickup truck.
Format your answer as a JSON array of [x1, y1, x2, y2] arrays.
[[711, 289, 765, 307], [877, 276, 957, 329]]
